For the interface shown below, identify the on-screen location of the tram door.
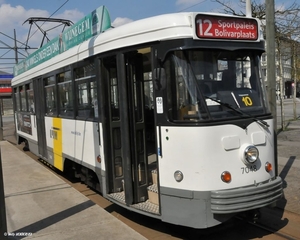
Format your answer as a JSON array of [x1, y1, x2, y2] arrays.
[[122, 51, 149, 204], [33, 78, 48, 158], [102, 51, 149, 205]]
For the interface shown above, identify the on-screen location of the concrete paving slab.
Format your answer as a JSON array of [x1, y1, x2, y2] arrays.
[[0, 141, 146, 240]]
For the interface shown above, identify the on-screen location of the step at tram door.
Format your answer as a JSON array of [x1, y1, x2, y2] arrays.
[[102, 52, 150, 205]]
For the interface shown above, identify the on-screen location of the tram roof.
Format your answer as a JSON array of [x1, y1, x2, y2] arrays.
[[12, 12, 261, 86]]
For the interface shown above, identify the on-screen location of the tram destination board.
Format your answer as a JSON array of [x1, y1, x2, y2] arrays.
[[195, 14, 258, 41]]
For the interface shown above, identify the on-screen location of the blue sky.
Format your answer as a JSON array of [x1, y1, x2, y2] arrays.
[[2, 0, 221, 24], [0, 0, 293, 73]]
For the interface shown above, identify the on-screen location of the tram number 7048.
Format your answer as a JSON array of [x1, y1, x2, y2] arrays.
[[241, 165, 257, 174]]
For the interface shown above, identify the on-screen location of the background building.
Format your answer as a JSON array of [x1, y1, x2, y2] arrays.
[[261, 38, 300, 99], [0, 71, 13, 115]]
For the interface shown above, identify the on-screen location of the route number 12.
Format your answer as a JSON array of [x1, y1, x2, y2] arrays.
[[197, 19, 213, 37]]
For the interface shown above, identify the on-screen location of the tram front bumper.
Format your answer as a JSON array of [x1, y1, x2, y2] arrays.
[[210, 177, 283, 214]]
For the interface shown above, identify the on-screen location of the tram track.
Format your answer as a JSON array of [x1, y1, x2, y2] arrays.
[[248, 220, 297, 239], [17, 144, 300, 239], [235, 213, 299, 240]]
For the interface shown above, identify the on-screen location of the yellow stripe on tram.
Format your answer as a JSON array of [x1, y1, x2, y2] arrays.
[[52, 117, 63, 171]]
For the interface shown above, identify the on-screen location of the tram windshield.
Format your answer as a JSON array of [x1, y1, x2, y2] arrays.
[[164, 49, 270, 122]]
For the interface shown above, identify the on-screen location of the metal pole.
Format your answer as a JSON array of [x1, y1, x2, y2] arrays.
[[293, 42, 298, 120], [0, 148, 7, 237], [266, 0, 276, 126], [0, 99, 3, 141], [266, 0, 278, 176], [14, 29, 18, 64]]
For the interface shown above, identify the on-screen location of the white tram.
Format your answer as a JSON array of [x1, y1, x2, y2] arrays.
[[12, 7, 282, 228]]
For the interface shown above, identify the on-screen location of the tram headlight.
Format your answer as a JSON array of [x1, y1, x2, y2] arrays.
[[174, 170, 183, 182], [243, 145, 259, 164]]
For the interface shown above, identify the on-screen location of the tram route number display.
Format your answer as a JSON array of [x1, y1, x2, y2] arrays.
[[195, 14, 258, 40], [217, 90, 259, 109]]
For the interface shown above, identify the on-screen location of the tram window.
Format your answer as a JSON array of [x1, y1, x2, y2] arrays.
[[165, 53, 204, 121], [114, 157, 123, 177], [45, 76, 55, 85], [102, 56, 120, 119], [74, 63, 97, 119], [75, 62, 95, 78], [58, 81, 73, 117], [76, 78, 97, 118], [164, 50, 268, 122], [78, 82, 88, 106], [102, 56, 121, 120], [91, 81, 98, 118], [44, 76, 57, 116], [144, 73, 153, 109], [20, 85, 28, 112], [110, 77, 119, 119], [58, 71, 73, 117], [14, 87, 21, 111], [27, 83, 34, 113]]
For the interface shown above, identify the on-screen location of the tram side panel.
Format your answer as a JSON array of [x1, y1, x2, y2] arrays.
[[15, 113, 38, 155], [73, 120, 104, 189], [74, 120, 101, 167], [44, 117, 105, 191], [45, 117, 66, 170]]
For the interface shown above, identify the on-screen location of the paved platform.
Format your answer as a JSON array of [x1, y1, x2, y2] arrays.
[[0, 140, 146, 240], [276, 119, 300, 215]]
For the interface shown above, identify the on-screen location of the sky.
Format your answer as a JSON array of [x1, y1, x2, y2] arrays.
[[0, 0, 292, 74]]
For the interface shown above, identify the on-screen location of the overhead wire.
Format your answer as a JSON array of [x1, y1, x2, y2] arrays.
[[1, 0, 70, 65], [178, 0, 208, 12], [25, 0, 70, 49], [0, 0, 70, 72]]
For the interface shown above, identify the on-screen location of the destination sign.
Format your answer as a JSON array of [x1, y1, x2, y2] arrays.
[[195, 14, 258, 40]]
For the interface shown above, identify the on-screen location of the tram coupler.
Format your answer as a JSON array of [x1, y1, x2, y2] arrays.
[[238, 209, 261, 223]]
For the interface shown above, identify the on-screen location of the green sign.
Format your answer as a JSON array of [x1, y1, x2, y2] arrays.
[[14, 6, 111, 76]]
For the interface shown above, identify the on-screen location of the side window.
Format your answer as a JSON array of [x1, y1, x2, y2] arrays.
[[91, 81, 98, 118], [20, 85, 27, 111], [75, 63, 97, 119], [58, 71, 73, 117], [144, 73, 153, 110], [110, 76, 119, 120], [26, 83, 34, 113], [14, 87, 21, 111], [103, 57, 119, 120], [44, 76, 57, 116]]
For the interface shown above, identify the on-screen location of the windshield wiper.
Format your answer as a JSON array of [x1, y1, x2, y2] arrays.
[[205, 95, 269, 128]]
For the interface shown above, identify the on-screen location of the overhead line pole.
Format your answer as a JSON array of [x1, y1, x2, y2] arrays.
[[266, 0, 276, 124], [14, 29, 18, 64], [266, 0, 278, 175]]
